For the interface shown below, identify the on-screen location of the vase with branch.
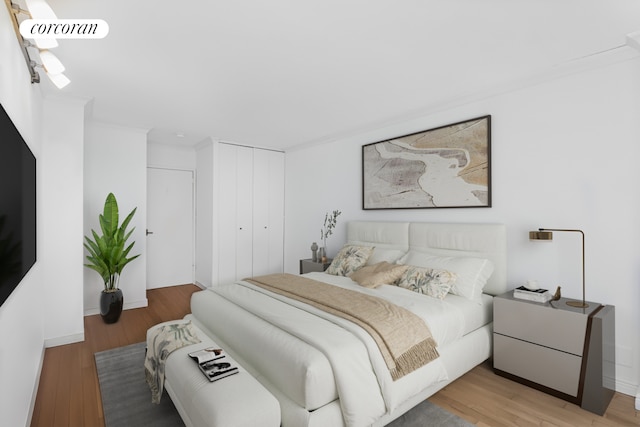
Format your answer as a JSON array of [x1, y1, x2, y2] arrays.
[[319, 210, 341, 262]]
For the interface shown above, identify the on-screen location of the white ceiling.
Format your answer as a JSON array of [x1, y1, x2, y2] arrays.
[[36, 0, 640, 150]]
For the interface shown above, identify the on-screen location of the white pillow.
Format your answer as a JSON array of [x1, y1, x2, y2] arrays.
[[365, 247, 407, 265], [397, 250, 494, 300]]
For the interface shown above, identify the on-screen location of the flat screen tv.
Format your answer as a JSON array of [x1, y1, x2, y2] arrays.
[[0, 102, 36, 307]]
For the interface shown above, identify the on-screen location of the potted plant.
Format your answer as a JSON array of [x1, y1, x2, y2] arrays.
[[84, 193, 140, 324]]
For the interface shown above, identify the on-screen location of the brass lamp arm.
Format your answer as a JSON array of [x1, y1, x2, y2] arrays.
[[530, 228, 587, 308]]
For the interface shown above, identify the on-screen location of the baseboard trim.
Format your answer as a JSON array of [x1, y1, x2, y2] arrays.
[[124, 298, 148, 311], [27, 344, 46, 427], [45, 332, 84, 348], [614, 376, 640, 398], [636, 389, 640, 410]]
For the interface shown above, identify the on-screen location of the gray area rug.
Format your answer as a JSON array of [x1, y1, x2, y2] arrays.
[[387, 400, 473, 427], [95, 342, 184, 427], [96, 342, 474, 427]]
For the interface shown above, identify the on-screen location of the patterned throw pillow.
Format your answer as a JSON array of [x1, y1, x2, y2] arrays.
[[349, 262, 409, 289], [397, 266, 457, 300], [325, 245, 374, 276], [397, 250, 493, 300]]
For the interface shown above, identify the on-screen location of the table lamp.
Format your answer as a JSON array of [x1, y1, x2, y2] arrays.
[[529, 228, 588, 308]]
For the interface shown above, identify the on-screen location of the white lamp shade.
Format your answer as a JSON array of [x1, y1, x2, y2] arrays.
[[47, 72, 70, 89], [39, 50, 65, 74], [33, 38, 58, 49], [24, 0, 58, 19]]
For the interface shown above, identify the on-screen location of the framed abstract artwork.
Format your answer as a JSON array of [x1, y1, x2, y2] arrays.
[[362, 115, 491, 209]]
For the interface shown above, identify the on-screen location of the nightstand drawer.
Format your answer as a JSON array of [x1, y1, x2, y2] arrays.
[[494, 296, 587, 356], [494, 334, 582, 397]]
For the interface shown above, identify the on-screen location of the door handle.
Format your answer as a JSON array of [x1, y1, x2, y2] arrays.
[[146, 229, 154, 236]]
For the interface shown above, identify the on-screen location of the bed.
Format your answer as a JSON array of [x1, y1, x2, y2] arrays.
[[168, 221, 507, 427]]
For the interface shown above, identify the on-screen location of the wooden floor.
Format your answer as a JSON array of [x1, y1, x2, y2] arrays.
[[30, 284, 639, 427], [430, 363, 639, 426], [30, 284, 201, 427]]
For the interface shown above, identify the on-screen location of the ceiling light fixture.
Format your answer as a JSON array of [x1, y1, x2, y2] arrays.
[[22, 0, 57, 49], [39, 49, 64, 74], [45, 71, 70, 89], [4, 0, 69, 87]]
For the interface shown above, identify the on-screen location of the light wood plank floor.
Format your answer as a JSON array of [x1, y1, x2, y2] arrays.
[[30, 284, 201, 427], [30, 284, 639, 427]]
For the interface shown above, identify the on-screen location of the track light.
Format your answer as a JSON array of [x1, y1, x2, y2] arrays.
[[29, 60, 70, 89], [4, 0, 69, 88], [24, 0, 56, 19], [9, 0, 57, 49]]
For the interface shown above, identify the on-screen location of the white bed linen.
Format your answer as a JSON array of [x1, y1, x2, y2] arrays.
[[189, 288, 337, 410], [211, 282, 386, 426], [304, 272, 493, 337], [304, 272, 468, 347], [211, 275, 451, 426], [445, 292, 494, 335]]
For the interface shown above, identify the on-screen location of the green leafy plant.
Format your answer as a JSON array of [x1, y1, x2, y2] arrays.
[[320, 210, 342, 249], [84, 193, 140, 292]]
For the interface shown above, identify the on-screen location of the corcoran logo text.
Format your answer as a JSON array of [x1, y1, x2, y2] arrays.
[[19, 19, 109, 39]]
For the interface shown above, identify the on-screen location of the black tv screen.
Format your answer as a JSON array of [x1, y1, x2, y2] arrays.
[[0, 103, 36, 307]]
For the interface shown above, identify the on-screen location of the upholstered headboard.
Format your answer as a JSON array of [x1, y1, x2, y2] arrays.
[[347, 221, 507, 296]]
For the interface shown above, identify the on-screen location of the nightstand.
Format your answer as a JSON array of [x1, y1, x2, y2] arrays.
[[493, 291, 615, 415], [299, 259, 332, 274]]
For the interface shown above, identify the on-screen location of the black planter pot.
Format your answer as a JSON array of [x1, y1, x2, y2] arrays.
[[100, 289, 124, 324]]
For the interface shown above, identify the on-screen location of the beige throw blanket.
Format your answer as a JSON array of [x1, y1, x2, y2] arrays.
[[245, 273, 439, 380], [144, 321, 201, 403]]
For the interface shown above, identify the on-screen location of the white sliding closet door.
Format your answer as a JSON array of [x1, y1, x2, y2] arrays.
[[218, 143, 253, 284], [235, 146, 254, 280], [252, 149, 285, 276], [217, 143, 284, 285]]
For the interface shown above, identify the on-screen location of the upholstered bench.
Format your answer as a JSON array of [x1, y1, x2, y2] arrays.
[[147, 321, 281, 427]]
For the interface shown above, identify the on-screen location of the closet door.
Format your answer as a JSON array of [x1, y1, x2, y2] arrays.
[[235, 146, 254, 280], [217, 143, 254, 284], [252, 149, 285, 276]]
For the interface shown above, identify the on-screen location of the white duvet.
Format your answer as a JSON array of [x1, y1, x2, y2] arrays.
[[209, 272, 468, 427]]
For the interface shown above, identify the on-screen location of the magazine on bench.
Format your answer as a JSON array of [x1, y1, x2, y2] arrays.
[[188, 347, 239, 382]]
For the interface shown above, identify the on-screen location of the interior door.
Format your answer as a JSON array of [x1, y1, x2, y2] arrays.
[[146, 167, 194, 289]]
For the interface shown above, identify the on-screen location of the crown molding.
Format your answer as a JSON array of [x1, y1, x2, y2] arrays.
[[288, 44, 640, 152]]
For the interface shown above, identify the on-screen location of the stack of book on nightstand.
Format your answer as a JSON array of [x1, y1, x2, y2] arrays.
[[513, 286, 552, 303]]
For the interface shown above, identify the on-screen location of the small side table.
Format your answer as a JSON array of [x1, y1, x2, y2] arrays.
[[299, 259, 332, 274], [493, 291, 615, 415]]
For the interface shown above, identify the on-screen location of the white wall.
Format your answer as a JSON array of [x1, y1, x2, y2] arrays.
[[1, 4, 67, 425], [285, 52, 640, 396], [84, 122, 148, 314], [41, 96, 90, 346], [195, 140, 215, 288], [147, 141, 197, 170]]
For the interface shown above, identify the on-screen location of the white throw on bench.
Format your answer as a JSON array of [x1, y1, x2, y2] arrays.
[[146, 320, 281, 427]]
